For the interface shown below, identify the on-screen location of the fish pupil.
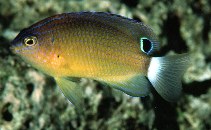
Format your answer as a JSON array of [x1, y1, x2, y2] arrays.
[[140, 38, 152, 54], [27, 39, 34, 45]]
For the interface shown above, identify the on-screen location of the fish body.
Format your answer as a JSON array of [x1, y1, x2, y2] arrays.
[[11, 12, 189, 111]]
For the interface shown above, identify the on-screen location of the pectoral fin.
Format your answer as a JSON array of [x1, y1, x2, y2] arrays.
[[55, 77, 84, 113]]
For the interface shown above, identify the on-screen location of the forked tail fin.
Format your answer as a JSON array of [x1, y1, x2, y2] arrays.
[[147, 53, 190, 101]]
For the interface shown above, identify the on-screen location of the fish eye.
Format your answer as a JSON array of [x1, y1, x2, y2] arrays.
[[140, 37, 153, 55], [24, 36, 37, 46]]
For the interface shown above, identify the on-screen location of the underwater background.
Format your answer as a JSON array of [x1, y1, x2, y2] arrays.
[[0, 0, 210, 130]]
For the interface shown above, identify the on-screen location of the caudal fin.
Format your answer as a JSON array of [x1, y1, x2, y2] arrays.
[[147, 53, 190, 101]]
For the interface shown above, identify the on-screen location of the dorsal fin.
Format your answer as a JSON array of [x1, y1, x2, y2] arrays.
[[72, 12, 160, 53]]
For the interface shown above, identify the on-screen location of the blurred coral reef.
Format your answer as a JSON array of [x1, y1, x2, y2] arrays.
[[0, 0, 210, 130]]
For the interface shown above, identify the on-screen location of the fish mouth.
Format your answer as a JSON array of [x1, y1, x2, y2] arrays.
[[9, 45, 21, 54], [10, 40, 23, 54], [9, 46, 16, 53], [10, 40, 18, 53]]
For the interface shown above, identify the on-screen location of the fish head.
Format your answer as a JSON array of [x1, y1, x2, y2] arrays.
[[11, 30, 37, 54], [10, 26, 55, 71]]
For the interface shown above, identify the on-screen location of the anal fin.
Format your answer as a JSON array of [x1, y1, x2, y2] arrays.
[[106, 75, 151, 97]]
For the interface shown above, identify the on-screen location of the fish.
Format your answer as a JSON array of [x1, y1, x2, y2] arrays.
[[10, 12, 189, 112]]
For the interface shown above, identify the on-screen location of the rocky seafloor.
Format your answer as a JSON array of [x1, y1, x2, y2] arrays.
[[0, 0, 210, 130]]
